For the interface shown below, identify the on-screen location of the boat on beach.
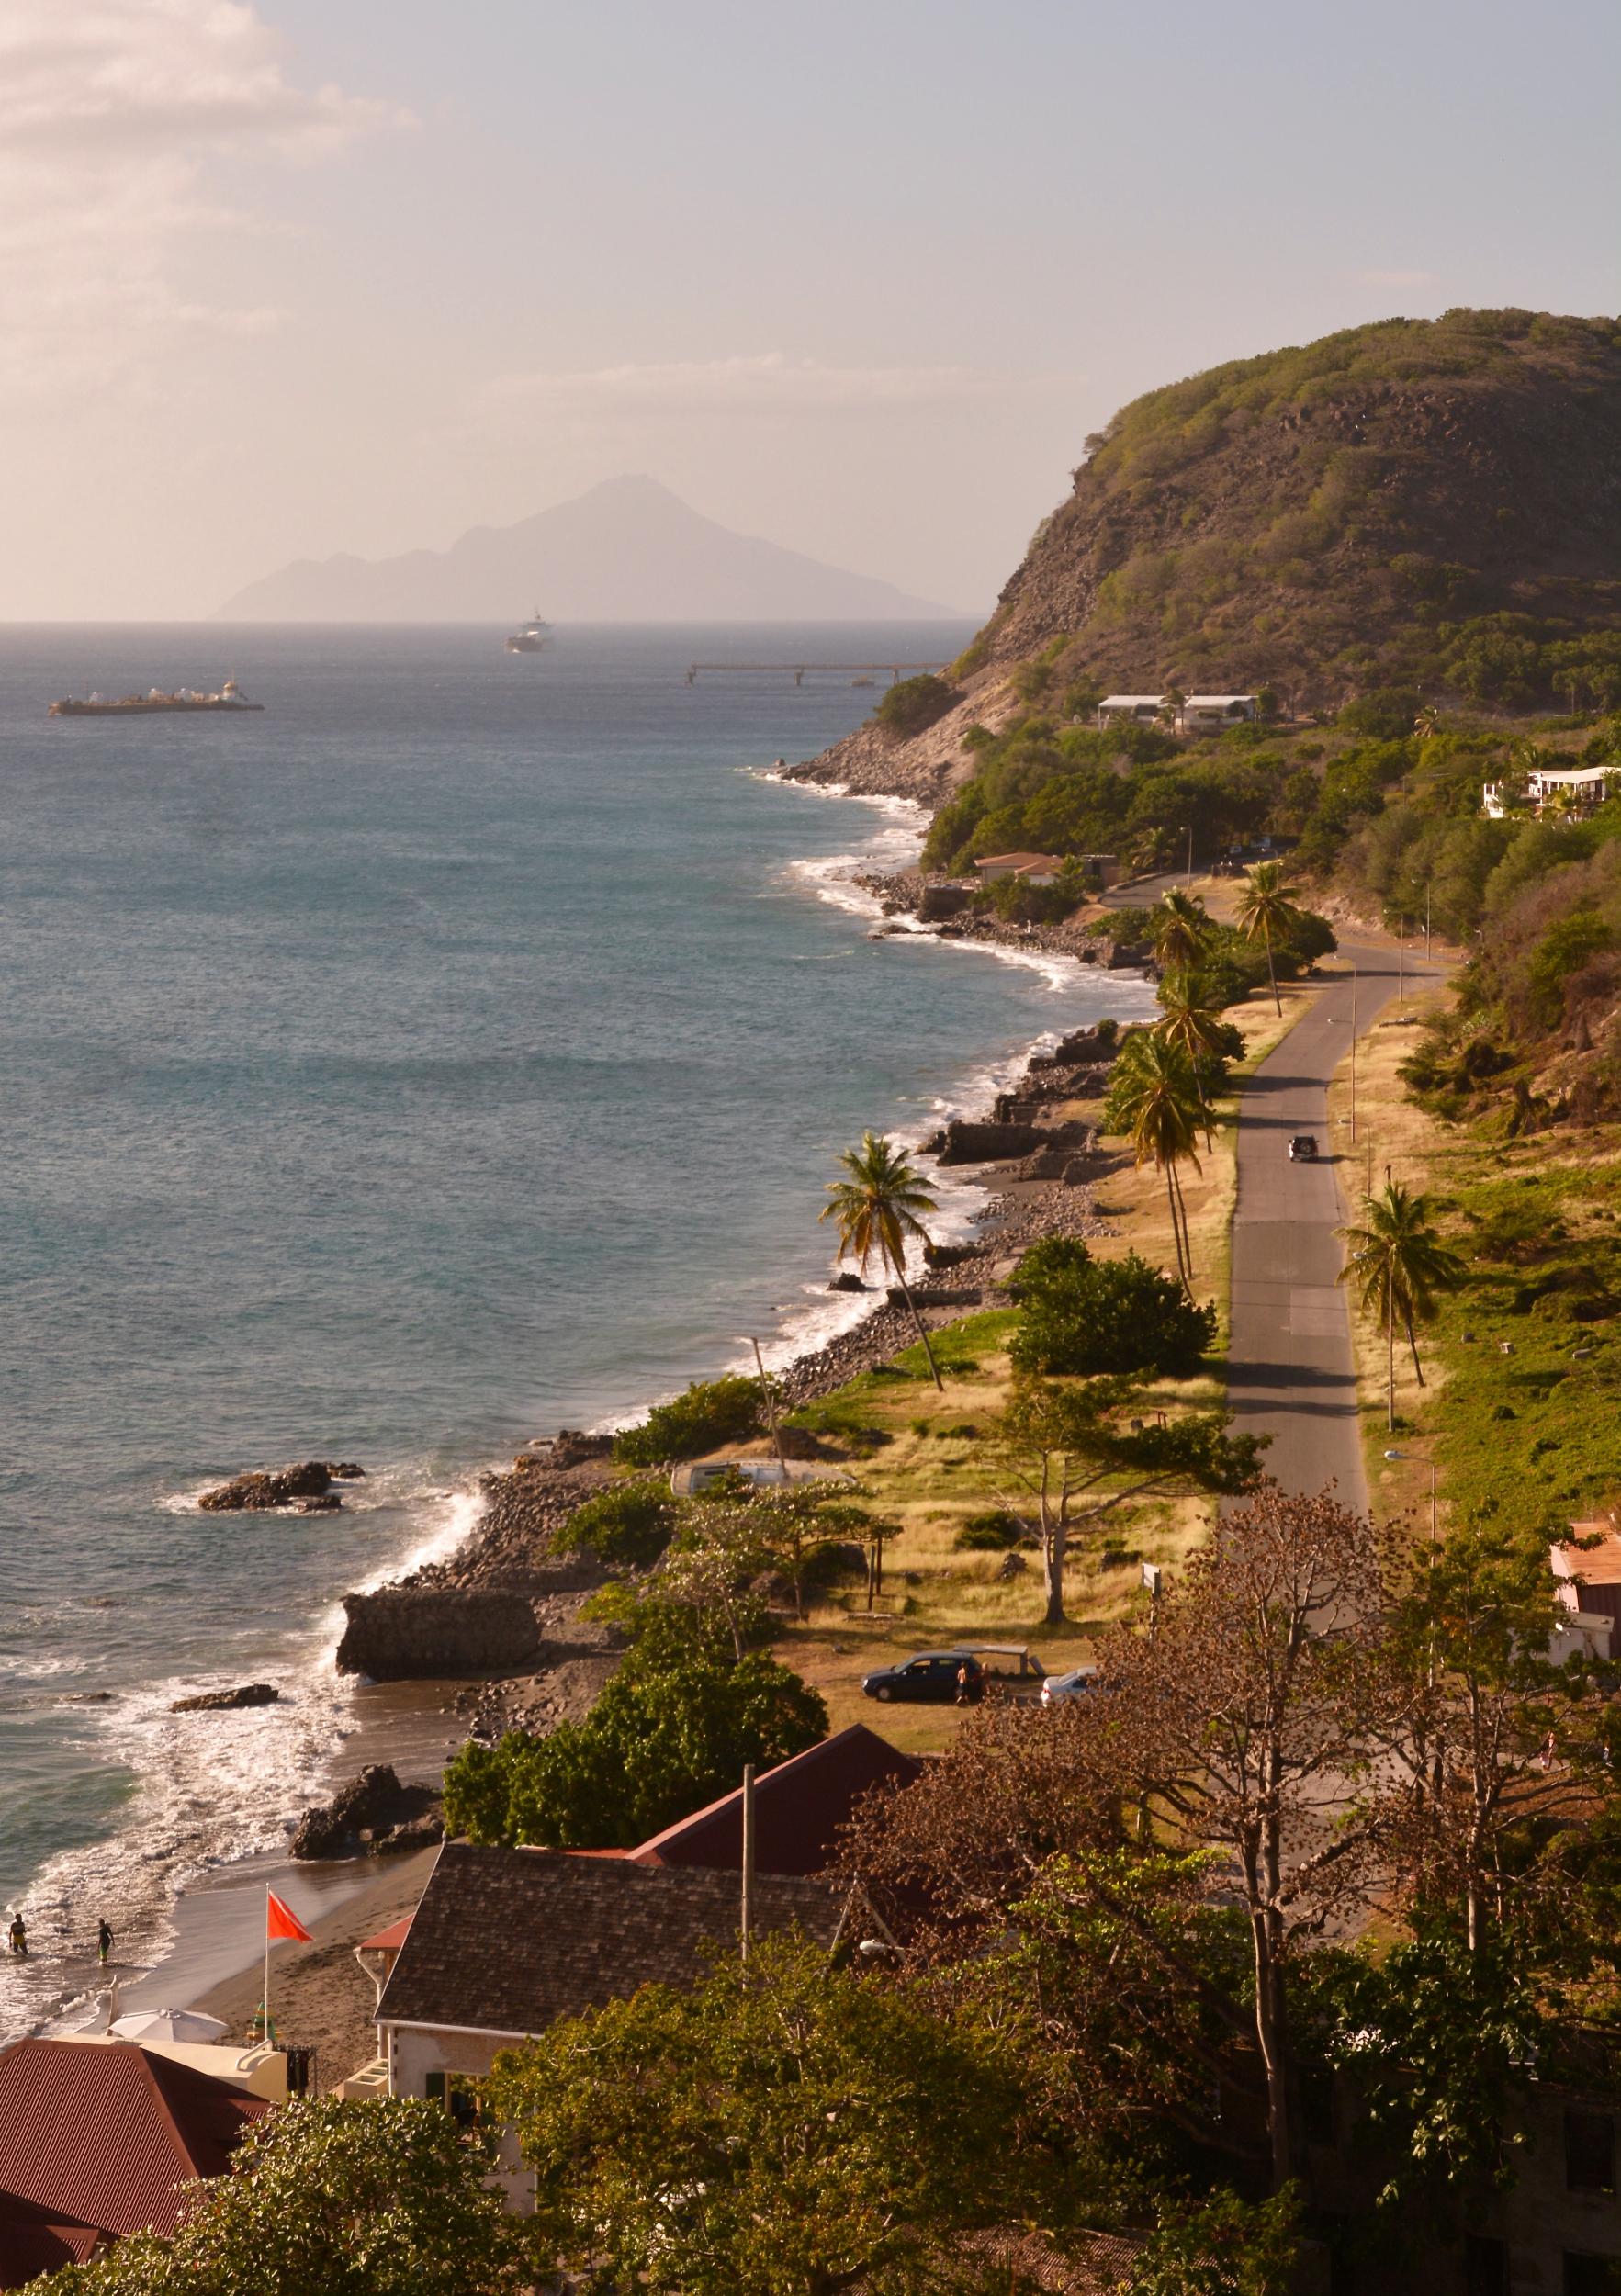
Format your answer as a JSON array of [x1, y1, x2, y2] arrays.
[[49, 680, 263, 717]]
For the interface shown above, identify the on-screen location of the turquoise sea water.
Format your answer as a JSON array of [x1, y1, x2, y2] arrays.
[[0, 623, 1153, 2033]]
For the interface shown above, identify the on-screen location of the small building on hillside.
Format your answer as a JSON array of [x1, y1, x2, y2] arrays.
[[1178, 693, 1258, 732], [0, 2038, 267, 2288], [1097, 694, 1165, 728], [973, 851, 1066, 885], [1483, 763, 1615, 819]]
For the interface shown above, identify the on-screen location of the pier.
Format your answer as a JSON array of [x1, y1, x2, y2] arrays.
[[684, 660, 951, 687]]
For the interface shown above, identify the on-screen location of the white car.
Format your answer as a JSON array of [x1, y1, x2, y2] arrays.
[[1041, 1664, 1101, 1705]]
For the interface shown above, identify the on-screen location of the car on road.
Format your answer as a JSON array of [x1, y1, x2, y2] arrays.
[[1288, 1134, 1319, 1161], [862, 1650, 983, 1705], [1041, 1664, 1101, 1705]]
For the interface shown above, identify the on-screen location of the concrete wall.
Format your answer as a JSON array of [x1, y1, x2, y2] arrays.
[[385, 2021, 535, 2213]]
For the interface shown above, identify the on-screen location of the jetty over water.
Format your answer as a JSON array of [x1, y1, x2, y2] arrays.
[[684, 660, 951, 687]]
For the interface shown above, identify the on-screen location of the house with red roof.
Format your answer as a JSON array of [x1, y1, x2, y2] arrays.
[[0, 2037, 267, 2288]]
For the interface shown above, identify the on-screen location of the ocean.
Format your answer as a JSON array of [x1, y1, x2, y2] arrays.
[[0, 622, 1154, 2036]]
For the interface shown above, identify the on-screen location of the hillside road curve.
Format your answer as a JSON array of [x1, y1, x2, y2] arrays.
[[1226, 944, 1443, 1513]]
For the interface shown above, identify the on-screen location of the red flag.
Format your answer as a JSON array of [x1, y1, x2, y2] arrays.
[[266, 1889, 312, 1944]]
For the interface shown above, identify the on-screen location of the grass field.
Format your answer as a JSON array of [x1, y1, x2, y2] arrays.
[[1328, 974, 1621, 1543]]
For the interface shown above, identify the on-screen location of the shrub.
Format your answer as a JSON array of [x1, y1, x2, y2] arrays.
[[613, 1376, 764, 1467], [553, 1480, 675, 1567], [1010, 1242, 1216, 1378], [875, 674, 958, 741], [954, 1510, 1028, 1551]]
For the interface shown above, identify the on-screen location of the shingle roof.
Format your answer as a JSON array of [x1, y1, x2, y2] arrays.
[[0, 2038, 266, 2281], [630, 1724, 918, 1876], [377, 1843, 839, 2037]]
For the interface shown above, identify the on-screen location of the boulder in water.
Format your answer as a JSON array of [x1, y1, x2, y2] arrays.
[[171, 1683, 280, 1714], [197, 1461, 364, 1512]]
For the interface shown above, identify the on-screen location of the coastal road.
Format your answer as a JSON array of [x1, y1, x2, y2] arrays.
[[1226, 943, 1439, 1513]]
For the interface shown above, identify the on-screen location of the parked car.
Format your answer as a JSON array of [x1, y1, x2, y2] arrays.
[[1288, 1134, 1318, 1161], [1041, 1664, 1102, 1705], [862, 1650, 983, 1705], [950, 1644, 1047, 1689]]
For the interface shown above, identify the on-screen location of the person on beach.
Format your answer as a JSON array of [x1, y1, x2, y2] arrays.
[[7, 1914, 26, 1958], [98, 1919, 113, 1966]]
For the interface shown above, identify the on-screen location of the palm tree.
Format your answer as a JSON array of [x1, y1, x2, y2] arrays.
[[1154, 969, 1228, 1140], [1109, 1036, 1203, 1286], [1149, 888, 1211, 974], [822, 1132, 944, 1390], [1234, 860, 1305, 1019], [1336, 1182, 1468, 1430]]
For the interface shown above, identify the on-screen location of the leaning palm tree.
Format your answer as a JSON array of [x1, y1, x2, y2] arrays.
[[1107, 1035, 1203, 1286], [1154, 969, 1229, 1141], [1234, 860, 1305, 1019], [822, 1132, 944, 1390], [1336, 1181, 1468, 1430], [1149, 887, 1211, 974]]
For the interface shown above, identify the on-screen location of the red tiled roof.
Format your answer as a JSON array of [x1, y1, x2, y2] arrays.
[[1553, 1527, 1621, 1586], [0, 2038, 266, 2269], [628, 1723, 918, 1877]]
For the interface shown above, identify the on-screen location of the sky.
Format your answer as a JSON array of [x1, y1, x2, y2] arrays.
[[5, 0, 1619, 621]]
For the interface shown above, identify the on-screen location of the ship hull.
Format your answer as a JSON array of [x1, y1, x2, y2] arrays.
[[49, 700, 265, 717]]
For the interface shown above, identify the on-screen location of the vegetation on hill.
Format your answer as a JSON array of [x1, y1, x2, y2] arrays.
[[960, 310, 1621, 711]]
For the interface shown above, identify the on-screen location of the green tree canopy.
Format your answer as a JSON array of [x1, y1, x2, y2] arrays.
[[43, 2099, 523, 2296], [1008, 1239, 1215, 1379]]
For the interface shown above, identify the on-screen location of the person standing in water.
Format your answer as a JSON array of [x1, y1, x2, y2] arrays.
[[7, 1914, 26, 1958], [98, 1919, 113, 1967]]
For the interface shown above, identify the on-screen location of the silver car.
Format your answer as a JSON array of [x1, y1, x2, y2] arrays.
[[1040, 1664, 1101, 1706]]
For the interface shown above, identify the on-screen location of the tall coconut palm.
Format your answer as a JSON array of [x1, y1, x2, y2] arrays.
[[1108, 1035, 1203, 1286], [1234, 861, 1305, 1019], [1149, 888, 1211, 974], [822, 1132, 944, 1390], [1336, 1182, 1468, 1430], [1154, 969, 1228, 1141]]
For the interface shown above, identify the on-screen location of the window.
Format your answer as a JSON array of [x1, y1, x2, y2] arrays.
[[1564, 2255, 1621, 2296], [1299, 2063, 1336, 2149], [423, 2069, 446, 2105], [1465, 2235, 1507, 2296], [1568, 2109, 1617, 2196]]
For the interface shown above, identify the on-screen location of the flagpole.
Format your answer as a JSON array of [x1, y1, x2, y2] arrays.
[[264, 1889, 271, 2047]]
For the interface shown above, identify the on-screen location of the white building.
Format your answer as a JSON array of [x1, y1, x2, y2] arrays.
[[1482, 763, 1615, 819], [1097, 694, 1166, 729], [1178, 693, 1258, 732]]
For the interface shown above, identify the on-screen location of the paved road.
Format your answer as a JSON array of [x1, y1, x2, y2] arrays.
[[1226, 943, 1436, 1510]]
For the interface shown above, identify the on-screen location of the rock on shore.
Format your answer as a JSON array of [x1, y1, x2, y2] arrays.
[[290, 1764, 443, 1860], [198, 1460, 365, 1512], [170, 1683, 280, 1714]]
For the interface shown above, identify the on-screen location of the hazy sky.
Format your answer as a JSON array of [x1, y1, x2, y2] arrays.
[[6, 0, 1618, 620]]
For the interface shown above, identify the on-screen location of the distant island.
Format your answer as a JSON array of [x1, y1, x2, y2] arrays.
[[215, 475, 967, 623]]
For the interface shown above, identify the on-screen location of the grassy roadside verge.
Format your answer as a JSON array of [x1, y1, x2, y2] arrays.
[[761, 909, 1337, 1749], [1327, 974, 1621, 1541]]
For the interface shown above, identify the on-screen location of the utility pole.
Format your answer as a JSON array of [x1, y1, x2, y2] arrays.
[[1349, 966, 1357, 1144], [1185, 824, 1194, 886], [740, 1762, 756, 1962], [1398, 918, 1406, 1012], [1425, 883, 1432, 960]]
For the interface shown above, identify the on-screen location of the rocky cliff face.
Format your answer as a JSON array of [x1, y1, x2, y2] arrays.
[[794, 311, 1621, 802]]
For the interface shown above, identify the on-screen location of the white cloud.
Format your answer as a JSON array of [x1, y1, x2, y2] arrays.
[[0, 1, 408, 408], [478, 353, 1081, 420], [1357, 269, 1438, 288]]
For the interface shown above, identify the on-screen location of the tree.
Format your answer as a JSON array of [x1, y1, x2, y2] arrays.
[[1102, 1033, 1206, 1285], [613, 1374, 767, 1467], [1007, 1239, 1215, 1379], [1335, 1181, 1468, 1429], [823, 1132, 944, 1390], [874, 672, 958, 742], [488, 1930, 1069, 2296], [986, 1377, 1262, 1626], [1148, 888, 1212, 974], [442, 1652, 827, 1850], [552, 1478, 675, 1566], [44, 2097, 524, 2295], [1096, 1488, 1397, 2189], [1154, 969, 1244, 1123], [1233, 861, 1305, 1019]]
